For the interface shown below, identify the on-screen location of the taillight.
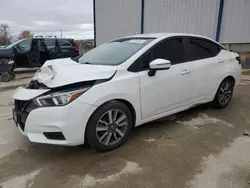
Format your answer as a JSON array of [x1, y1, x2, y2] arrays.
[[236, 56, 241, 64], [72, 46, 79, 51]]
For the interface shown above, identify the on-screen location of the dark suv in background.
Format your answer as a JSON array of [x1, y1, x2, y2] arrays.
[[0, 36, 79, 68]]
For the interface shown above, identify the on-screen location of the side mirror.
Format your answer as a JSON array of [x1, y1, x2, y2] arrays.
[[148, 59, 171, 77]]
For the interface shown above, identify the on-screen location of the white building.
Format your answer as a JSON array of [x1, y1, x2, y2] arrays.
[[93, 0, 250, 52]]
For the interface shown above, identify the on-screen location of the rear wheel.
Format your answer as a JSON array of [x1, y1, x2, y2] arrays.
[[213, 78, 235, 109], [86, 101, 133, 152]]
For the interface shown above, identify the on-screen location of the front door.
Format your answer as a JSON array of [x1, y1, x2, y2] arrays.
[[14, 38, 33, 67], [138, 37, 192, 119]]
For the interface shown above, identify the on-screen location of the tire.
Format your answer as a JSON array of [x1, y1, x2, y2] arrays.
[[0, 73, 11, 82], [10, 72, 15, 80], [213, 78, 235, 109], [86, 101, 133, 152]]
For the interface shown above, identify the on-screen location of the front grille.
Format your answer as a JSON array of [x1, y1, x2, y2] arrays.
[[14, 100, 39, 131], [15, 100, 26, 111]]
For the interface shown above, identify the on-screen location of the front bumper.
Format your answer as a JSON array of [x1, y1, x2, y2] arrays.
[[13, 89, 97, 146]]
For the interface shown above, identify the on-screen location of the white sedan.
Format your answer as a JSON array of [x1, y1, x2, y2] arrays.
[[12, 33, 241, 151]]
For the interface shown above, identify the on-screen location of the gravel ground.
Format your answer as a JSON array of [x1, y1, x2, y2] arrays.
[[0, 74, 250, 188]]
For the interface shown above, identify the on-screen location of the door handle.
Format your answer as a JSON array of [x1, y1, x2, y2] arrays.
[[218, 60, 224, 63], [180, 69, 191, 75]]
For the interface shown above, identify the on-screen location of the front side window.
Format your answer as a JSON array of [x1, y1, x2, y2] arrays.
[[4, 38, 31, 50], [186, 37, 221, 61], [153, 37, 185, 64], [78, 38, 154, 65], [16, 38, 32, 51], [132, 37, 185, 70]]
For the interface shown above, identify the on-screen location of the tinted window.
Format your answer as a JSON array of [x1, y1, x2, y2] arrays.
[[58, 39, 71, 47], [134, 38, 185, 70], [187, 37, 221, 61], [18, 38, 32, 48], [4, 38, 31, 49], [153, 38, 185, 64], [44, 39, 56, 47], [78, 38, 154, 65], [16, 38, 32, 51]]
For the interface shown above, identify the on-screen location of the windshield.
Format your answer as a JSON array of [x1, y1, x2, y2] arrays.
[[78, 38, 154, 65], [4, 38, 30, 49]]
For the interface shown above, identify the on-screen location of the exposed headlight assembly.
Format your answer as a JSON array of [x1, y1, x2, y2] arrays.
[[35, 87, 90, 107]]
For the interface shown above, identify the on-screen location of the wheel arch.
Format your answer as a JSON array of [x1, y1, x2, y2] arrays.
[[114, 99, 136, 127], [90, 99, 137, 127], [84, 98, 137, 146], [213, 75, 236, 99], [221, 75, 235, 85]]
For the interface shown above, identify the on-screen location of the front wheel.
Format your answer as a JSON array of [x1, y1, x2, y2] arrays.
[[0, 73, 11, 82], [86, 101, 133, 152], [213, 78, 235, 109]]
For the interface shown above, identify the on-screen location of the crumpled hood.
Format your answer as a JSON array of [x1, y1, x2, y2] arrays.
[[33, 58, 117, 88]]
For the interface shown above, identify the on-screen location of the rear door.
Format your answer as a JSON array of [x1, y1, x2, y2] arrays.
[[184, 37, 223, 102], [44, 38, 59, 60], [58, 39, 72, 58]]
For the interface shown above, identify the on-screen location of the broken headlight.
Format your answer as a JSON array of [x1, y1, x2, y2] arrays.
[[35, 87, 90, 107]]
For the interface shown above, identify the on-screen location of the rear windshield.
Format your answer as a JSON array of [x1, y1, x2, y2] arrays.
[[78, 38, 155, 66]]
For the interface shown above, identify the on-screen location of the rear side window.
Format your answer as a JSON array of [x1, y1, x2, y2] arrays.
[[44, 39, 56, 47], [186, 37, 221, 61], [58, 39, 71, 47]]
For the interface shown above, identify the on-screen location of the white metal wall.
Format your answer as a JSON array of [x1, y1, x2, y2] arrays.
[[220, 0, 250, 43], [95, 0, 141, 46], [143, 0, 219, 39], [95, 0, 250, 45]]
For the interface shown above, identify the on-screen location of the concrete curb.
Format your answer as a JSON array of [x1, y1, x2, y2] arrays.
[[0, 84, 26, 92], [242, 69, 250, 73]]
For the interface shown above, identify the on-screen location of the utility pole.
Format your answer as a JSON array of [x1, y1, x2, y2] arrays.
[[61, 29, 63, 38]]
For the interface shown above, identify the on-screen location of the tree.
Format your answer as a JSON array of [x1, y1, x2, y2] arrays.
[[0, 24, 12, 45], [18, 30, 33, 39]]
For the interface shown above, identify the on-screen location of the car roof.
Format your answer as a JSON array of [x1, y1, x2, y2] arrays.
[[34, 37, 73, 40], [127, 32, 213, 39], [122, 32, 223, 47]]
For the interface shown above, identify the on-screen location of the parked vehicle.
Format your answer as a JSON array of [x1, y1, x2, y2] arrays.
[[0, 58, 15, 82], [12, 33, 241, 151], [0, 36, 79, 68]]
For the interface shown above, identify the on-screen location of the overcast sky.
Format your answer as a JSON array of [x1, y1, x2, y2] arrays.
[[0, 0, 93, 40]]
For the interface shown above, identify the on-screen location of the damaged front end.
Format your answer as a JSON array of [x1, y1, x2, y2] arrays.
[[12, 80, 95, 132], [12, 58, 117, 133]]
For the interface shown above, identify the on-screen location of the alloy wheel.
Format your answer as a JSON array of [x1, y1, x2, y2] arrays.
[[218, 80, 233, 106], [96, 109, 128, 146]]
